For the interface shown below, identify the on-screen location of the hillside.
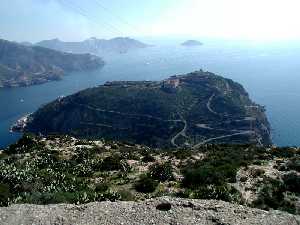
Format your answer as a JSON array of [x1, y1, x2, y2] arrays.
[[0, 135, 299, 216], [24, 70, 271, 147], [36, 37, 150, 55], [0, 39, 104, 88]]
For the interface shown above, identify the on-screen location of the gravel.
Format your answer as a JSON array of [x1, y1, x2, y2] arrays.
[[0, 197, 299, 225]]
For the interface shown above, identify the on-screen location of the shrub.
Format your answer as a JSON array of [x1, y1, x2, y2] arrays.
[[283, 172, 300, 194], [149, 163, 174, 182], [182, 165, 224, 188], [253, 178, 285, 210], [135, 174, 158, 193], [272, 147, 297, 158], [239, 176, 248, 182], [173, 150, 192, 160], [7, 135, 42, 154], [100, 155, 124, 171], [118, 189, 135, 201], [95, 183, 109, 193], [250, 168, 265, 178], [0, 183, 11, 206], [192, 185, 238, 202], [286, 158, 300, 172], [141, 153, 155, 163]]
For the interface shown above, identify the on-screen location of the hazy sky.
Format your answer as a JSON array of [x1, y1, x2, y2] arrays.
[[1, 0, 300, 42]]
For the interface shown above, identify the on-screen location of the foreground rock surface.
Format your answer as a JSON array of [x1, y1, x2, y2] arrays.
[[0, 198, 298, 225]]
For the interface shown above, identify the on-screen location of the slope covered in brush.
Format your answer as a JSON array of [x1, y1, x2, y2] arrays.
[[25, 70, 271, 147]]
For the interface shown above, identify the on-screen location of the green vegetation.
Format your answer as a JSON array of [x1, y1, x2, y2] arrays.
[[149, 163, 174, 182], [0, 135, 298, 215], [181, 145, 267, 202], [25, 70, 271, 147], [134, 175, 158, 193], [183, 145, 267, 188], [252, 177, 296, 213]]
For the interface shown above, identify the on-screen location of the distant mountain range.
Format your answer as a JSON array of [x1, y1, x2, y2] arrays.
[[181, 40, 203, 46], [36, 37, 151, 55], [0, 39, 104, 88], [23, 70, 271, 147]]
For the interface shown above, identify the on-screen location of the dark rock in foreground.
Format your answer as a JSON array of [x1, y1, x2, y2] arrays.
[[0, 197, 298, 225]]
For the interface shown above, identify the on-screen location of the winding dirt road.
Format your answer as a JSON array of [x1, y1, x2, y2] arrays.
[[207, 94, 219, 115], [192, 131, 254, 149], [171, 115, 187, 147]]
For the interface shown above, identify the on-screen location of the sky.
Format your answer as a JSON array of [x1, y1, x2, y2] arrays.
[[1, 0, 300, 43]]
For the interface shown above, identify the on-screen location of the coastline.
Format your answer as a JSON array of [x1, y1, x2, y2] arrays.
[[10, 113, 32, 133]]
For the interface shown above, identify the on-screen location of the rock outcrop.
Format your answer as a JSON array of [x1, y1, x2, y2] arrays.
[[0, 197, 298, 225]]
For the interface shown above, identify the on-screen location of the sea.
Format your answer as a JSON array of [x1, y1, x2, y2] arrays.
[[1, 38, 300, 148]]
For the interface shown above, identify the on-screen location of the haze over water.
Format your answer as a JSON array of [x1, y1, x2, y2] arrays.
[[1, 39, 300, 148]]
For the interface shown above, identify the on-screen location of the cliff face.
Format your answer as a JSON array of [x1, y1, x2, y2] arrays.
[[0, 39, 105, 88], [25, 70, 271, 147]]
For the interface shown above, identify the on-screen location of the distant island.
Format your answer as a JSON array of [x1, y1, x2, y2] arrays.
[[0, 39, 105, 88], [22, 70, 271, 147], [181, 40, 203, 46], [36, 37, 151, 55]]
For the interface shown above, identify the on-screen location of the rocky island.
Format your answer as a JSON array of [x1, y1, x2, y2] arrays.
[[24, 70, 271, 147], [181, 40, 203, 46], [0, 39, 105, 88]]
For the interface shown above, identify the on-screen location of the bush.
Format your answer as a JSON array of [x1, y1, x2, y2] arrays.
[[286, 158, 300, 172], [283, 172, 300, 194], [0, 183, 11, 206], [173, 150, 192, 160], [250, 168, 265, 178], [135, 174, 158, 193], [95, 183, 109, 193], [100, 155, 125, 171], [182, 165, 224, 188], [118, 189, 135, 201], [7, 135, 42, 154], [253, 178, 285, 210], [193, 185, 238, 202], [149, 163, 174, 182], [141, 153, 155, 163], [272, 147, 297, 158]]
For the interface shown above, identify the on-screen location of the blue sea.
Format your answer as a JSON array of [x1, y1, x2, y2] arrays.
[[1, 38, 300, 148]]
